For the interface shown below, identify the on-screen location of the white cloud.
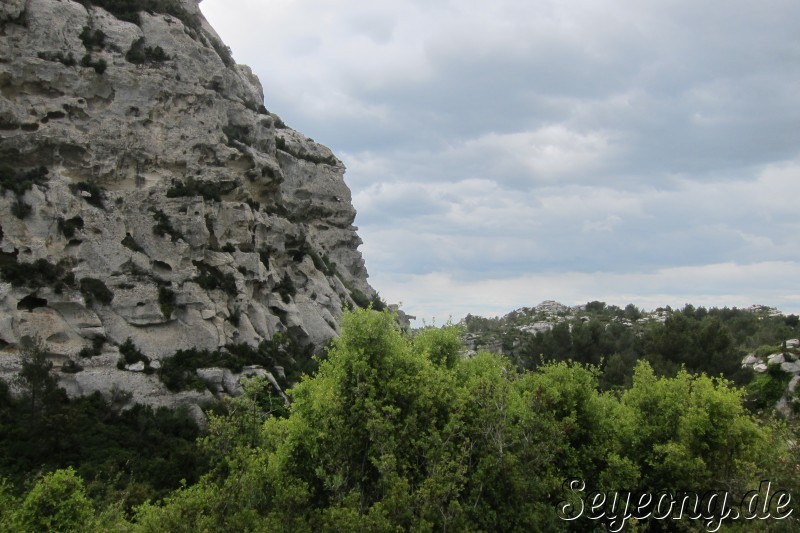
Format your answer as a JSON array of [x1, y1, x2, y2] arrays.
[[200, 0, 800, 320], [452, 126, 621, 183]]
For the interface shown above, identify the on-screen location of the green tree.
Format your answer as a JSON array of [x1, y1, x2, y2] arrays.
[[413, 322, 463, 368], [16, 468, 95, 532], [621, 361, 774, 494], [570, 319, 607, 365], [131, 310, 787, 531], [14, 335, 60, 416], [0, 478, 18, 531], [599, 352, 635, 390], [623, 303, 642, 321]]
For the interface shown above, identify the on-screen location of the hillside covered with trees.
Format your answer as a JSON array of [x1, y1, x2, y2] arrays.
[[465, 301, 799, 396], [1, 306, 799, 531]]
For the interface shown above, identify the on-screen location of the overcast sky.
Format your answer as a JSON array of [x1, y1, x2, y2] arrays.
[[200, 0, 800, 322]]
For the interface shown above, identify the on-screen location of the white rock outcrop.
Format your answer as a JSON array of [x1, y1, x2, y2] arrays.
[[0, 0, 376, 413], [741, 340, 800, 417]]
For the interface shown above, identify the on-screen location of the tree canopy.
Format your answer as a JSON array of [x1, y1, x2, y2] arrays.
[[130, 309, 789, 531], [0, 308, 794, 530]]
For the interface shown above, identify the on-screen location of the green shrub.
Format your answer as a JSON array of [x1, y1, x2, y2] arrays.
[[57, 216, 84, 238], [349, 287, 371, 309], [748, 365, 792, 409], [305, 247, 336, 276], [117, 338, 150, 372], [166, 178, 234, 202], [61, 359, 83, 374], [77, 347, 94, 359], [258, 247, 272, 269], [80, 54, 107, 74], [229, 307, 241, 327], [79, 278, 114, 306], [370, 292, 387, 312], [274, 273, 295, 304], [0, 167, 49, 219], [158, 286, 176, 318], [209, 37, 234, 67], [159, 348, 222, 392], [222, 124, 250, 147], [413, 323, 463, 368], [38, 51, 77, 67], [16, 468, 95, 532], [0, 478, 16, 531], [0, 257, 74, 290], [220, 272, 236, 295], [0, 166, 48, 196], [79, 26, 106, 49], [148, 45, 169, 62], [306, 247, 325, 270], [151, 209, 183, 242], [11, 197, 31, 219], [192, 261, 237, 296], [126, 37, 170, 64], [158, 335, 310, 392], [0, 391, 207, 515], [753, 344, 783, 358], [78, 336, 105, 359]]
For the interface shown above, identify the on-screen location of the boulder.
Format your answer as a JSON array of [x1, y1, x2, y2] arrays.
[[741, 354, 758, 367], [197, 367, 226, 394], [127, 361, 146, 372], [768, 353, 785, 366], [781, 361, 800, 374]]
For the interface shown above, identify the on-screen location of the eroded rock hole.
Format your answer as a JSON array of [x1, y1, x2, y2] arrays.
[[17, 293, 47, 311]]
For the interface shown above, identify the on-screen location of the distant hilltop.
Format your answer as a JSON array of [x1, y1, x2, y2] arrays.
[[462, 300, 796, 360], [468, 300, 786, 333]]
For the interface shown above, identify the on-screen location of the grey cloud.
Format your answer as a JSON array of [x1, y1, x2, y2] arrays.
[[201, 0, 800, 319]]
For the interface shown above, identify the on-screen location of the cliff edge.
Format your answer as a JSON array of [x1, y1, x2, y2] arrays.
[[0, 0, 375, 412]]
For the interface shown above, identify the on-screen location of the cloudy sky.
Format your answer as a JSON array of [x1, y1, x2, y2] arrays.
[[200, 0, 800, 322]]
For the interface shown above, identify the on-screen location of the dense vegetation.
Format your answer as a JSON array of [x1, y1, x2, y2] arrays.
[[466, 302, 799, 388], [1, 307, 798, 530], [0, 338, 208, 521]]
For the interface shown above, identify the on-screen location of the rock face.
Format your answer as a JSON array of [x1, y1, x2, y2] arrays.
[[741, 340, 800, 416], [0, 0, 374, 411]]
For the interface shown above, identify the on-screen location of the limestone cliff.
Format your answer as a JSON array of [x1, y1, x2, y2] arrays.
[[0, 0, 375, 411]]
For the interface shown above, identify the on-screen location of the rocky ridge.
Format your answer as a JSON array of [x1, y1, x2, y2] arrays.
[[0, 0, 375, 414], [463, 300, 670, 355]]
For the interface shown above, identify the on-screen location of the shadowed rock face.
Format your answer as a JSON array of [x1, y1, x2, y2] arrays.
[[0, 0, 374, 412]]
